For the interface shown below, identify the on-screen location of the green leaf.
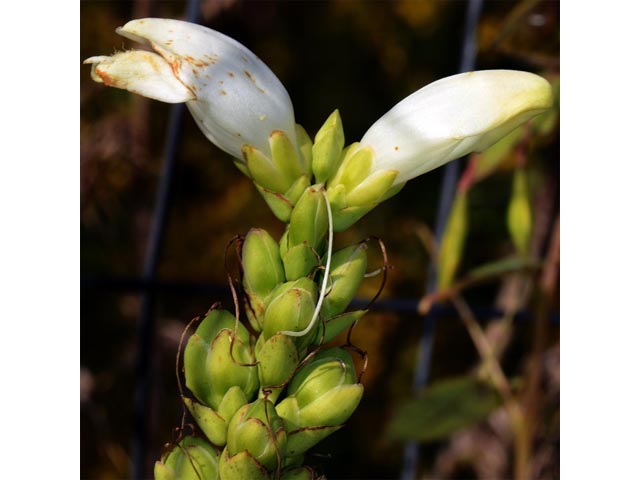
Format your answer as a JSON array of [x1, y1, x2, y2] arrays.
[[465, 255, 539, 282], [386, 376, 502, 442]]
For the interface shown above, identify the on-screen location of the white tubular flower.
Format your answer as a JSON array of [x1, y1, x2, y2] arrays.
[[360, 70, 553, 185], [84, 18, 297, 162]]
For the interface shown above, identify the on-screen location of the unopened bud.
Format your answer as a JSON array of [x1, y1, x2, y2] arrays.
[[312, 110, 345, 183], [256, 332, 300, 401], [219, 447, 270, 480], [321, 243, 367, 318], [226, 397, 287, 471], [282, 242, 319, 281], [183, 386, 249, 447], [295, 124, 313, 175], [270, 130, 303, 186], [314, 310, 367, 345], [154, 436, 219, 480], [276, 347, 363, 456], [262, 278, 318, 348], [184, 309, 258, 410], [288, 185, 329, 251], [242, 228, 285, 297]]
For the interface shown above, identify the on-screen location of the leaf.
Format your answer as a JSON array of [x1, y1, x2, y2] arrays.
[[465, 255, 539, 281], [386, 376, 502, 442]]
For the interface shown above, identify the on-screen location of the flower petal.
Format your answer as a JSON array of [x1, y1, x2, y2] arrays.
[[361, 70, 553, 184], [83, 51, 195, 103], [116, 18, 297, 160]]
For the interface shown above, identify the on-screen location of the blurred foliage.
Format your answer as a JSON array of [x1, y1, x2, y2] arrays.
[[81, 1, 559, 479], [387, 376, 502, 442]]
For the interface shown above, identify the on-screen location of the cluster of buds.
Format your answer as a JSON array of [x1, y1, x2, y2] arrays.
[[86, 17, 552, 479]]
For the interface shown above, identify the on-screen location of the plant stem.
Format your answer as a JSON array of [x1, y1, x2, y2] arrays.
[[450, 294, 530, 480]]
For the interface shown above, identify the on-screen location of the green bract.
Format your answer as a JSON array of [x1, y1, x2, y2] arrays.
[[184, 309, 258, 410], [154, 436, 219, 480], [276, 348, 364, 456], [226, 397, 287, 472]]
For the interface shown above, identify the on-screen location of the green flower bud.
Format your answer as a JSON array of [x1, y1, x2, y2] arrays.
[[328, 143, 368, 189], [507, 168, 532, 257], [245, 291, 267, 333], [314, 310, 367, 345], [184, 309, 258, 410], [219, 447, 270, 480], [262, 278, 318, 349], [226, 398, 287, 472], [183, 386, 248, 447], [270, 130, 303, 186], [329, 204, 374, 232], [256, 184, 295, 223], [345, 169, 398, 207], [282, 423, 342, 458], [257, 174, 311, 223], [256, 332, 300, 401], [154, 436, 219, 480], [282, 242, 319, 281], [243, 144, 291, 194], [276, 348, 363, 456], [289, 185, 329, 251], [295, 124, 313, 175], [243, 228, 285, 298], [281, 465, 325, 480], [312, 109, 345, 184], [325, 145, 402, 231], [321, 244, 367, 318], [437, 189, 468, 291]]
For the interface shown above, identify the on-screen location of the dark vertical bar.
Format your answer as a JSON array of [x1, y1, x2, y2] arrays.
[[401, 1, 483, 478], [131, 2, 201, 478]]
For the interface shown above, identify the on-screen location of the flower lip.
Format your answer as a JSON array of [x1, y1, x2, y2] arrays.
[[83, 52, 196, 103]]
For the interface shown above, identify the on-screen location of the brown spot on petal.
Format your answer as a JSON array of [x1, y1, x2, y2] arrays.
[[95, 68, 116, 87], [244, 70, 266, 93], [218, 80, 224, 85], [164, 39, 173, 45], [228, 72, 235, 78], [220, 90, 227, 96], [168, 57, 182, 77], [394, 146, 399, 151]]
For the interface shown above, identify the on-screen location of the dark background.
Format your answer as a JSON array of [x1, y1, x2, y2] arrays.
[[80, 1, 559, 478]]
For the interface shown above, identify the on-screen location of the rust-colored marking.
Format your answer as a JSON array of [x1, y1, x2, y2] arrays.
[[394, 146, 399, 151], [220, 90, 227, 96], [228, 71, 235, 78], [168, 57, 182, 77], [244, 70, 266, 93], [96, 68, 117, 87]]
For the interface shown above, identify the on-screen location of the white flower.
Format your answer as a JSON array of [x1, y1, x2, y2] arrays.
[[359, 70, 553, 185], [84, 18, 297, 162]]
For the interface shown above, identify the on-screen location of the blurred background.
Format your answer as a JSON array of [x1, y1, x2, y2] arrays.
[[80, 1, 559, 478]]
